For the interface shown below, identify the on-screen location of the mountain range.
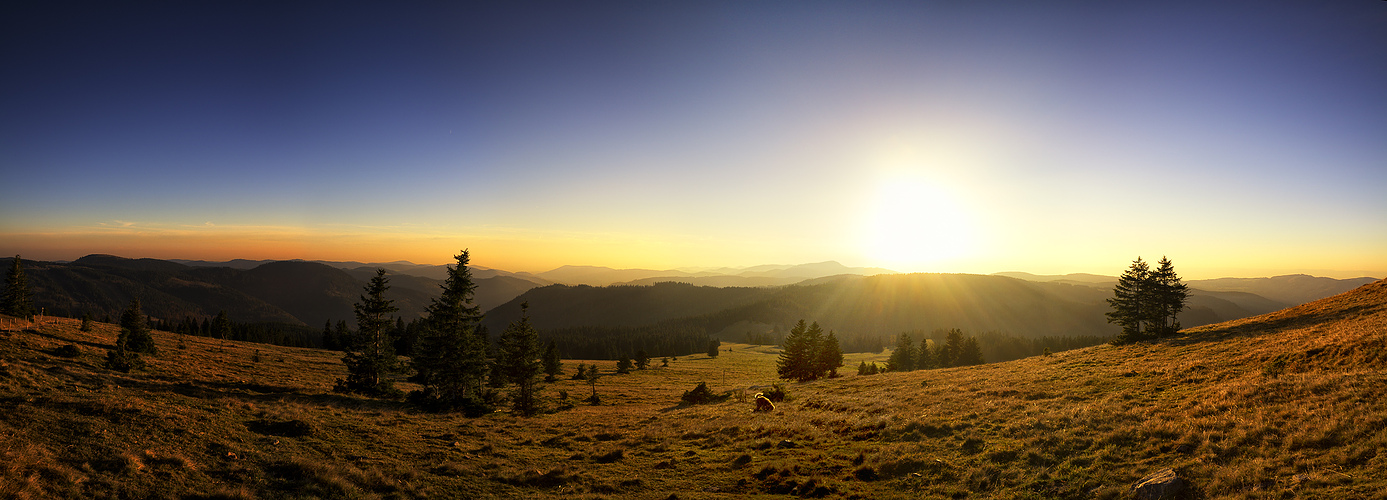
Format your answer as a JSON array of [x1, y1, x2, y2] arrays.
[[17, 255, 1378, 348]]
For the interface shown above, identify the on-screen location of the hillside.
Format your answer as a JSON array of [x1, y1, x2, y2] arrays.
[[2, 276, 1382, 498], [486, 273, 1223, 341]]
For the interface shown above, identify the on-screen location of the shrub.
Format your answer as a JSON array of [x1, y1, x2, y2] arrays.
[[681, 382, 730, 405], [53, 344, 81, 358], [763, 384, 787, 402]]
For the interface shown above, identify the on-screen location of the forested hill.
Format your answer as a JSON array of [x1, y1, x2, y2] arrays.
[[482, 272, 1328, 348], [482, 274, 1120, 340]]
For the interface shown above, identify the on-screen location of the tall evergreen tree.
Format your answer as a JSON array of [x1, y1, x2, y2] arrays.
[[886, 332, 915, 372], [616, 355, 633, 374], [777, 320, 822, 381], [411, 250, 489, 414], [940, 329, 966, 368], [335, 269, 401, 397], [1106, 257, 1155, 344], [915, 338, 936, 369], [497, 302, 543, 416], [957, 336, 985, 366], [321, 320, 338, 350], [707, 338, 721, 358], [120, 299, 157, 355], [1149, 256, 1190, 337], [816, 331, 844, 378], [2, 255, 34, 319], [213, 311, 232, 352], [542, 340, 563, 382], [635, 349, 650, 370]]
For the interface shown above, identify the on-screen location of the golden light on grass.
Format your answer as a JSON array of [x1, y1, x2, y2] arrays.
[[1, 278, 1383, 498]]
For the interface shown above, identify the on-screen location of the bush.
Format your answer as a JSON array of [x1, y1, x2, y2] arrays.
[[104, 347, 144, 372], [763, 384, 788, 402], [681, 382, 729, 405]]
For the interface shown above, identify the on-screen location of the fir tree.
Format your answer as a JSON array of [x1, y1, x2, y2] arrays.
[[957, 336, 985, 366], [915, 338, 936, 369], [542, 340, 562, 382], [571, 363, 588, 380], [321, 320, 337, 350], [2, 255, 34, 319], [707, 338, 721, 358], [104, 333, 145, 372], [80, 313, 93, 332], [776, 320, 815, 381], [497, 302, 543, 416], [940, 329, 966, 368], [1149, 256, 1190, 337], [634, 349, 650, 370], [886, 332, 915, 372], [335, 269, 401, 397], [213, 311, 232, 352], [616, 355, 633, 374], [120, 299, 157, 355], [816, 331, 844, 378], [1107, 257, 1158, 344], [411, 250, 490, 414]]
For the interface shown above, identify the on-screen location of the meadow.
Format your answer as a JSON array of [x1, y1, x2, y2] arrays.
[[2, 279, 1384, 499]]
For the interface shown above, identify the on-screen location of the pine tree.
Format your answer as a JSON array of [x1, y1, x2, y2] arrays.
[[777, 320, 824, 381], [941, 329, 966, 368], [321, 320, 337, 350], [616, 355, 633, 374], [80, 313, 93, 332], [707, 339, 721, 358], [542, 340, 562, 382], [2, 256, 34, 320], [634, 349, 650, 370], [915, 338, 936, 369], [571, 363, 588, 380], [411, 250, 490, 414], [120, 299, 157, 355], [1149, 256, 1190, 337], [1107, 257, 1155, 344], [957, 336, 985, 366], [497, 302, 543, 416], [335, 269, 401, 397], [887, 332, 915, 372], [816, 331, 844, 378], [213, 311, 232, 352]]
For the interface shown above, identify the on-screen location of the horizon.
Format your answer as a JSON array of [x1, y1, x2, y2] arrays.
[[3, 3, 1385, 281], [8, 252, 1382, 282]]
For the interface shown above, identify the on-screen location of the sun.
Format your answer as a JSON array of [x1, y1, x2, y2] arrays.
[[862, 175, 979, 271]]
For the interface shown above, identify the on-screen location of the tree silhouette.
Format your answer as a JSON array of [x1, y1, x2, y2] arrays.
[[120, 299, 157, 355], [887, 332, 915, 372], [542, 340, 563, 382], [1149, 256, 1190, 337], [817, 331, 844, 377], [2, 255, 34, 319], [1107, 256, 1188, 343], [411, 250, 490, 414], [335, 269, 401, 397], [497, 302, 543, 416]]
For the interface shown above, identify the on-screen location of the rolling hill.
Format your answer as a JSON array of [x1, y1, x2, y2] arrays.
[[482, 272, 1310, 343], [1, 273, 1381, 499]]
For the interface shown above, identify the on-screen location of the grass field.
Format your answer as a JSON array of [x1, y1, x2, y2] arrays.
[[2, 279, 1384, 499]]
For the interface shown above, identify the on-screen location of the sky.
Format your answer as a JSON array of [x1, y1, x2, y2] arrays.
[[2, 1, 1384, 279]]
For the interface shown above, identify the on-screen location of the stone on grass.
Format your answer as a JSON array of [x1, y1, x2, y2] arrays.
[[1132, 468, 1185, 500]]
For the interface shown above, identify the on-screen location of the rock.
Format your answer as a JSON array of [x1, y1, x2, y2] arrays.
[[1132, 468, 1185, 500], [777, 440, 798, 449]]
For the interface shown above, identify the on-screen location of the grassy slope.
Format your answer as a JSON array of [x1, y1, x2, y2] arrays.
[[2, 279, 1384, 499]]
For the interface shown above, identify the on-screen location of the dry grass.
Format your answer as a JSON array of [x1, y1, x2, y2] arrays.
[[1, 279, 1384, 498]]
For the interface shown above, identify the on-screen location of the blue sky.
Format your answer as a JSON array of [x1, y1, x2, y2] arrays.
[[2, 1, 1384, 278]]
